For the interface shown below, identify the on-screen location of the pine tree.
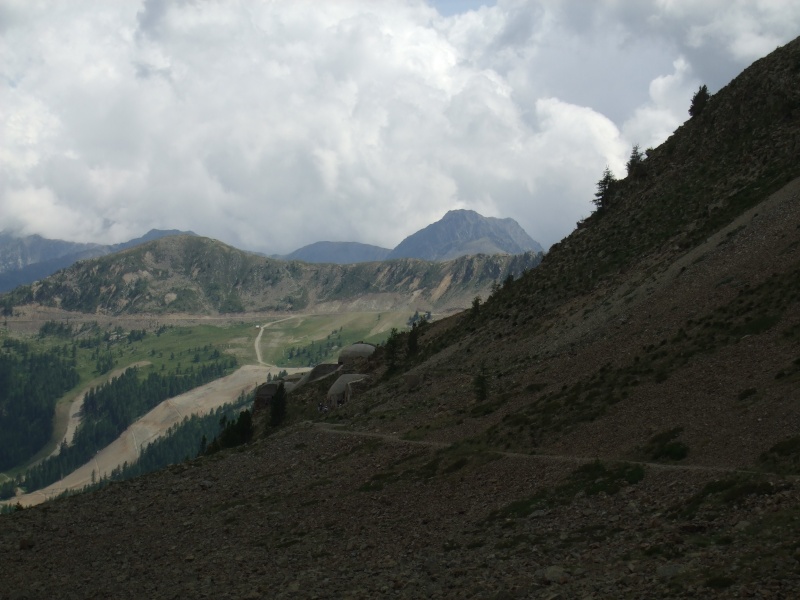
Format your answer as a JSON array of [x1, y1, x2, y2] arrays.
[[626, 144, 645, 178], [384, 328, 400, 371], [689, 84, 709, 117], [593, 166, 617, 211], [407, 322, 420, 356], [471, 296, 482, 317]]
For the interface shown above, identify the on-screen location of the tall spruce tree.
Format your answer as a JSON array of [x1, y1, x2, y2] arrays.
[[626, 144, 645, 178], [593, 166, 617, 211]]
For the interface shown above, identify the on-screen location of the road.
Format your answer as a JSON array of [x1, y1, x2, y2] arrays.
[[310, 423, 773, 477], [254, 316, 299, 365]]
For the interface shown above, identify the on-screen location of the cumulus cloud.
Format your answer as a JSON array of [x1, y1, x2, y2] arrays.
[[621, 57, 699, 150], [1, 0, 798, 253]]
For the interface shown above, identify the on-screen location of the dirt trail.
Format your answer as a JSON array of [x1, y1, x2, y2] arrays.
[[311, 423, 769, 477], [255, 316, 299, 365]]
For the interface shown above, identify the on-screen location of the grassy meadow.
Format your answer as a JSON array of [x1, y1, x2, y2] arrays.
[[257, 311, 410, 367]]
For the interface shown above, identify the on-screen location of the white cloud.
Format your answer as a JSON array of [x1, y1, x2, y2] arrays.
[[653, 0, 800, 61], [622, 56, 698, 150], [2, 186, 101, 239], [1, 0, 798, 253]]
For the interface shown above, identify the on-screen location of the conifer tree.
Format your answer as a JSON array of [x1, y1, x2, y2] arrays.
[[593, 166, 617, 211], [689, 84, 709, 117], [626, 144, 645, 178]]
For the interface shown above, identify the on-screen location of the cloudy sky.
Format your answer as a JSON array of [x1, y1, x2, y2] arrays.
[[2, 0, 799, 254]]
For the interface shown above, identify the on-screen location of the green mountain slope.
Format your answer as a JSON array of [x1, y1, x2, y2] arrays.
[[4, 235, 542, 314]]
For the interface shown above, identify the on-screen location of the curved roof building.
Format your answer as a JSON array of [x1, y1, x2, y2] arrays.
[[338, 342, 376, 364]]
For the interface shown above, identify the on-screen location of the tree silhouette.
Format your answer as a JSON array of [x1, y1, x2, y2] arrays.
[[471, 296, 482, 317], [407, 322, 420, 356], [626, 144, 645, 178], [689, 85, 709, 117], [593, 167, 617, 211]]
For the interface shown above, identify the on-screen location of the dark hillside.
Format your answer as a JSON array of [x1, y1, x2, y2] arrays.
[[1, 37, 800, 600], [518, 36, 800, 320], [353, 36, 800, 466]]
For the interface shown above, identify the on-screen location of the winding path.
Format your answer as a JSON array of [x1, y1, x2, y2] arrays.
[[310, 423, 771, 477], [254, 316, 299, 365]]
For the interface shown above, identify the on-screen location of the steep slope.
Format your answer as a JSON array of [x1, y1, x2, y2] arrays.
[[2, 36, 800, 600], [353, 35, 800, 467], [387, 209, 544, 260], [281, 241, 391, 264], [3, 235, 542, 314]]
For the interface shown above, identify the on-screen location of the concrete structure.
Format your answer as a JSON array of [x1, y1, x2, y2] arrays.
[[337, 342, 376, 365], [253, 380, 295, 414], [325, 374, 368, 408], [296, 363, 341, 388]]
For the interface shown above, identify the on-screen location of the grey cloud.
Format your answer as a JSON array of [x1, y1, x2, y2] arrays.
[[136, 0, 171, 39], [2, 1, 799, 255], [133, 61, 172, 82], [491, 2, 539, 50]]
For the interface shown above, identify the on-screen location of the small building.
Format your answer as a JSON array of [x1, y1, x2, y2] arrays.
[[253, 380, 295, 414], [296, 363, 341, 388], [325, 374, 368, 408]]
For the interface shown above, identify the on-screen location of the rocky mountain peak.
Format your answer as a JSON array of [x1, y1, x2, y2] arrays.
[[387, 209, 543, 261]]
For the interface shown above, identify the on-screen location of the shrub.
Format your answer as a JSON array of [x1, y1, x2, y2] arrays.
[[641, 427, 689, 461], [473, 364, 489, 402]]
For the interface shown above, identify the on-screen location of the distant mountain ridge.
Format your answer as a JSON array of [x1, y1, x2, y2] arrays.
[[0, 210, 540, 286], [0, 229, 195, 292], [280, 210, 543, 264], [0, 231, 99, 274], [4, 235, 542, 314], [281, 241, 391, 264]]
